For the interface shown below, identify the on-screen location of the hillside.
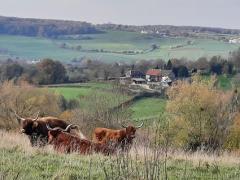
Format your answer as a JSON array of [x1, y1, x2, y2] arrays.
[[0, 16, 240, 63], [0, 16, 101, 38], [0, 31, 239, 62], [1, 16, 240, 38]]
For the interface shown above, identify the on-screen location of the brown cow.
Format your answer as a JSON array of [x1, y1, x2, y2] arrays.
[[47, 124, 115, 155], [92, 122, 143, 152], [14, 111, 86, 146]]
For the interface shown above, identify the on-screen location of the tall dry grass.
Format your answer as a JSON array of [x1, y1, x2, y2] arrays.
[[1, 130, 240, 179], [0, 130, 54, 154], [1, 130, 240, 166]]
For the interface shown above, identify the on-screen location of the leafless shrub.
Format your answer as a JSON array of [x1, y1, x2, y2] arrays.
[[0, 81, 63, 129]]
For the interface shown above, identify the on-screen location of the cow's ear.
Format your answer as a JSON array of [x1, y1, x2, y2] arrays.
[[32, 121, 38, 128]]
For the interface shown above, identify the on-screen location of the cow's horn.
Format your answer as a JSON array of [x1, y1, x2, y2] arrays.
[[70, 124, 79, 130], [122, 124, 127, 128], [33, 111, 40, 121], [46, 124, 54, 131], [136, 122, 144, 129], [64, 124, 74, 132], [46, 124, 64, 131], [14, 111, 25, 123]]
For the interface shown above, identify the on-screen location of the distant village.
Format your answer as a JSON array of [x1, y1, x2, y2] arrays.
[[120, 68, 175, 92]]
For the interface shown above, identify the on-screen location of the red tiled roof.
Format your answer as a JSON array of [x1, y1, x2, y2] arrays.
[[146, 69, 161, 76]]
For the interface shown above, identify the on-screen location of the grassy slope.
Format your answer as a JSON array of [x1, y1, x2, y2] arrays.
[[53, 87, 92, 100], [50, 83, 167, 121], [50, 82, 113, 100], [217, 75, 233, 90], [1, 130, 240, 180], [0, 31, 239, 62], [130, 98, 166, 121], [201, 74, 233, 90]]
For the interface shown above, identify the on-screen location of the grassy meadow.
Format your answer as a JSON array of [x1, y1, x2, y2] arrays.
[[1, 79, 240, 179], [1, 131, 240, 179], [0, 31, 239, 62], [200, 74, 234, 90], [130, 98, 166, 121], [50, 82, 167, 121], [50, 82, 113, 99], [50, 75, 235, 122]]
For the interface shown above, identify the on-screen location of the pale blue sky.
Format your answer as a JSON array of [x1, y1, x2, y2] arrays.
[[0, 0, 239, 29]]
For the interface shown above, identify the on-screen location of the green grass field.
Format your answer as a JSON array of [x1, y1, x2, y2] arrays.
[[200, 74, 234, 90], [50, 82, 132, 112], [53, 87, 91, 99], [50, 83, 167, 121], [130, 98, 166, 121], [50, 82, 113, 100], [0, 30, 239, 63], [217, 75, 233, 90]]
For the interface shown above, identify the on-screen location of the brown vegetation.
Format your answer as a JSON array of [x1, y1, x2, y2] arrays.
[[0, 81, 64, 129], [165, 77, 240, 151]]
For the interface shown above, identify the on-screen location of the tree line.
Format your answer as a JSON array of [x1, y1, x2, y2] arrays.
[[0, 48, 240, 85], [0, 16, 101, 38], [0, 16, 240, 39], [98, 23, 240, 37]]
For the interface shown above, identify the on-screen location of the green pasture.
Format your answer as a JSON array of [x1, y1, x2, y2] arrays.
[[50, 82, 131, 110], [0, 30, 239, 62], [200, 74, 233, 90], [50, 83, 167, 121], [50, 82, 113, 100], [130, 98, 166, 121], [217, 75, 233, 90], [53, 87, 91, 100]]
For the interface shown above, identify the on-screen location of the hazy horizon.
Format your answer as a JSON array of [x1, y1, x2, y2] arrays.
[[0, 0, 239, 29]]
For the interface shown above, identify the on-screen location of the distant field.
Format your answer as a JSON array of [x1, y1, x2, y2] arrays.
[[130, 98, 166, 121], [50, 83, 167, 121], [50, 82, 131, 111], [50, 82, 113, 100], [201, 74, 234, 90], [53, 87, 91, 99], [0, 30, 239, 62], [217, 75, 233, 90]]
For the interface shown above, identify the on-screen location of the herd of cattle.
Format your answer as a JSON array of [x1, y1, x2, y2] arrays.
[[14, 112, 143, 156]]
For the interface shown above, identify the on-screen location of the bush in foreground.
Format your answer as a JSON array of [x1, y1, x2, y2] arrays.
[[166, 76, 240, 151]]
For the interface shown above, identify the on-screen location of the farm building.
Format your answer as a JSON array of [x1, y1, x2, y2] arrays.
[[125, 70, 145, 79], [146, 69, 174, 82], [146, 69, 162, 82], [132, 78, 146, 84]]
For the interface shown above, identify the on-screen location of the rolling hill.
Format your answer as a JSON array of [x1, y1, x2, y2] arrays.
[[0, 16, 240, 63]]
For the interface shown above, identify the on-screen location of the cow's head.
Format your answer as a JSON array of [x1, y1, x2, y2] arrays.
[[46, 124, 77, 144], [122, 122, 143, 140], [14, 111, 39, 135]]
